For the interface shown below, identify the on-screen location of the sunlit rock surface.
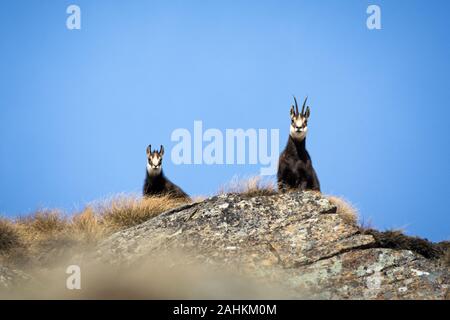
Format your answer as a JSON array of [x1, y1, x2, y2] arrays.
[[95, 191, 449, 300]]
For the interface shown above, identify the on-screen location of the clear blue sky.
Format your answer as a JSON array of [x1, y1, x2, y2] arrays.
[[0, 0, 449, 241]]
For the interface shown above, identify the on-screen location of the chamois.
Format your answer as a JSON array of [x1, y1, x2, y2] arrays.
[[277, 96, 321, 192], [143, 145, 190, 200]]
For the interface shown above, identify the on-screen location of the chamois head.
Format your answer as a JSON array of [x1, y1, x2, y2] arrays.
[[289, 96, 310, 141], [146, 144, 164, 175]]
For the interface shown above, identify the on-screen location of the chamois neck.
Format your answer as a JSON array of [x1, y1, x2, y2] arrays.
[[147, 169, 165, 180], [289, 135, 306, 150], [286, 135, 310, 160]]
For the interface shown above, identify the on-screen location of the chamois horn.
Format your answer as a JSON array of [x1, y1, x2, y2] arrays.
[[293, 96, 299, 116], [301, 96, 308, 116]]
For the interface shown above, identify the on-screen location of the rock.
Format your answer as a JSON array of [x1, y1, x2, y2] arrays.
[[94, 191, 449, 299]]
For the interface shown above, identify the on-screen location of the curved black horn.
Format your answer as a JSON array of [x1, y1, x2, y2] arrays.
[[293, 96, 299, 115], [301, 96, 308, 115]]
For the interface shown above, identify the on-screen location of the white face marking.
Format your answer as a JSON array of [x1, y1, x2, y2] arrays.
[[147, 153, 162, 175], [290, 116, 308, 140]]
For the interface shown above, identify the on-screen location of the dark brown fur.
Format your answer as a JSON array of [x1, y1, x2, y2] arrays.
[[143, 170, 189, 200], [143, 145, 190, 200], [277, 136, 320, 192]]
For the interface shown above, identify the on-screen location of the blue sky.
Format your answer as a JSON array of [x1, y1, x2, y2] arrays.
[[0, 0, 449, 241]]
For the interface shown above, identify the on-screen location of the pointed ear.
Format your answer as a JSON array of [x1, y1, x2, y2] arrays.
[[305, 106, 310, 119], [290, 106, 295, 119], [160, 145, 164, 156], [146, 145, 151, 157]]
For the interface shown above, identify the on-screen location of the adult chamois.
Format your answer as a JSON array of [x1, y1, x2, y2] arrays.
[[143, 145, 190, 200], [277, 96, 321, 192]]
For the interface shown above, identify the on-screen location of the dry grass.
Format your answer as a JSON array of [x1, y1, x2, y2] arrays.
[[325, 197, 449, 261], [326, 196, 359, 226], [361, 228, 444, 260], [98, 195, 189, 231], [0, 195, 190, 268], [0, 219, 22, 253], [218, 175, 277, 197], [326, 197, 450, 262], [359, 216, 374, 230], [70, 207, 107, 243]]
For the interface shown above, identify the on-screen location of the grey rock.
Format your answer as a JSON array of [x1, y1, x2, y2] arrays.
[[94, 191, 449, 299]]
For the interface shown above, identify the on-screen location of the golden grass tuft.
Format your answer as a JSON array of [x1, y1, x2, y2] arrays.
[[444, 248, 450, 267], [326, 196, 359, 226], [437, 241, 450, 267], [218, 175, 277, 197], [7, 210, 83, 267], [15, 210, 68, 242], [99, 195, 190, 230], [69, 207, 107, 243], [0, 218, 22, 253]]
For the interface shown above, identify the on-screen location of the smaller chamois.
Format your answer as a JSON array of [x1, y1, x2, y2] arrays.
[[277, 96, 321, 192], [143, 145, 190, 200]]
